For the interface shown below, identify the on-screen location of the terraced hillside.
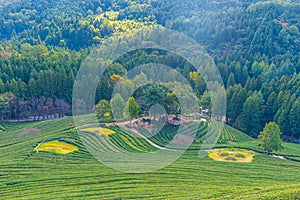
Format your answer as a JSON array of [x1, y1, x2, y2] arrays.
[[80, 126, 157, 153], [135, 120, 253, 148], [0, 118, 300, 199]]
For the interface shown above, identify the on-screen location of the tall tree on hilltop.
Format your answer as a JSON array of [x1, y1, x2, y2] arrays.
[[258, 122, 283, 153], [126, 97, 139, 124], [111, 93, 125, 121]]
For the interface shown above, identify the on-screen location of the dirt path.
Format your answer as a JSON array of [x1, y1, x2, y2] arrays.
[[117, 126, 293, 161], [81, 118, 298, 161]]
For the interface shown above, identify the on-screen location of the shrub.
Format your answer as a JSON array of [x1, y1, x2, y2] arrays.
[[225, 156, 237, 161], [220, 152, 229, 157], [235, 153, 245, 158], [104, 112, 111, 117]]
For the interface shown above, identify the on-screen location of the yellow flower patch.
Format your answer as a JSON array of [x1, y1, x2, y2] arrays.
[[208, 149, 255, 163], [82, 127, 115, 136], [35, 140, 78, 154]]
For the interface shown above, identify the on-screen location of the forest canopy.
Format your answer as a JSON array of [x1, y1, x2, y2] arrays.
[[0, 0, 300, 141]]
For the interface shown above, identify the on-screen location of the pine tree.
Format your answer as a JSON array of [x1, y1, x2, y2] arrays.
[[290, 98, 300, 140], [226, 73, 235, 88], [241, 66, 249, 85], [0, 78, 5, 93], [9, 78, 19, 97], [17, 78, 26, 98], [277, 94, 295, 135], [236, 91, 265, 136], [0, 92, 13, 120], [227, 84, 246, 125], [265, 91, 277, 123], [28, 78, 37, 97], [251, 61, 263, 78]]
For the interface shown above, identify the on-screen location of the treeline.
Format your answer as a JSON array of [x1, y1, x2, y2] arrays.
[[0, 93, 70, 121], [218, 51, 300, 141], [0, 43, 84, 101], [1, 0, 299, 53], [0, 0, 154, 50], [93, 47, 300, 141], [0, 44, 84, 120], [0, 0, 109, 49], [0, 0, 300, 141], [154, 0, 300, 57], [1, 40, 300, 140]]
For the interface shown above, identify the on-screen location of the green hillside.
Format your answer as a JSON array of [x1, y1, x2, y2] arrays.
[[0, 0, 300, 141], [0, 118, 300, 199], [0, 0, 300, 198]]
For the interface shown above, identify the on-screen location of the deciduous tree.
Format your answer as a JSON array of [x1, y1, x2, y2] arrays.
[[111, 93, 125, 121], [258, 122, 283, 153], [126, 96, 139, 124]]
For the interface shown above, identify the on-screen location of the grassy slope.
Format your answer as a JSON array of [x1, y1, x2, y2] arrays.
[[0, 118, 299, 199]]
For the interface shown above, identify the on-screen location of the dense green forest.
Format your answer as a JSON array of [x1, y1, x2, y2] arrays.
[[0, 0, 300, 142]]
